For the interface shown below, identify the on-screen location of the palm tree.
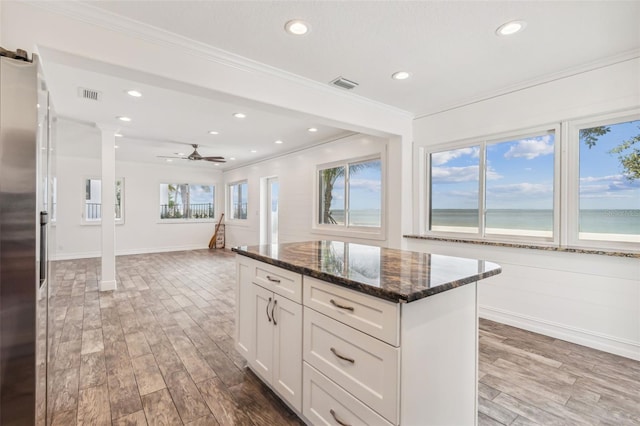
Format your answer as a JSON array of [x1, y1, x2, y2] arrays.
[[320, 162, 374, 224]]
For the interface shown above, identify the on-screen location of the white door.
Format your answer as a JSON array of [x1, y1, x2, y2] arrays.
[[252, 284, 274, 382], [267, 177, 279, 245], [272, 294, 303, 411]]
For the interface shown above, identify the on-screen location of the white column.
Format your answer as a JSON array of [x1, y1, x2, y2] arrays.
[[97, 124, 117, 291]]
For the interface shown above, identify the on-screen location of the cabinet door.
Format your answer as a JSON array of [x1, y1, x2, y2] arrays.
[[272, 294, 302, 412], [251, 284, 274, 383], [235, 258, 254, 361]]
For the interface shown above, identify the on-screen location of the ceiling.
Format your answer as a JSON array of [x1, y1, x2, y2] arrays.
[[40, 1, 640, 168]]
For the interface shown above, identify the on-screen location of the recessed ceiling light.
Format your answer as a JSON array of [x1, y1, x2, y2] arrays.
[[126, 90, 142, 97], [166, 159, 173, 162], [114, 133, 123, 138], [214, 163, 220, 166], [307, 127, 318, 132], [285, 19, 310, 36], [114, 145, 119, 149], [175, 152, 185, 156], [208, 130, 219, 135], [392, 71, 411, 80], [496, 20, 526, 36], [230, 157, 236, 161], [233, 113, 246, 119], [250, 150, 257, 153], [274, 140, 283, 144], [117, 116, 131, 122]]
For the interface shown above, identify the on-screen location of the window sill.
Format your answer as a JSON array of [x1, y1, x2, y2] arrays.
[[312, 225, 385, 241], [81, 221, 125, 226], [403, 234, 639, 258]]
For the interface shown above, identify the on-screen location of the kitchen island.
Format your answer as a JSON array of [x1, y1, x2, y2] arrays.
[[233, 240, 501, 426]]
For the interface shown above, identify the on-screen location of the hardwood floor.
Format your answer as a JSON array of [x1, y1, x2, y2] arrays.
[[48, 249, 640, 425]]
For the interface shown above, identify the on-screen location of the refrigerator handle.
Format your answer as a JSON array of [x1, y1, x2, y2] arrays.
[[39, 211, 48, 286]]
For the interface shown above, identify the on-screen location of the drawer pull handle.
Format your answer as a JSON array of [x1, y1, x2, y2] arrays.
[[272, 299, 277, 326], [266, 275, 281, 283], [266, 297, 272, 322], [330, 299, 354, 312], [330, 409, 351, 426], [330, 347, 355, 364]]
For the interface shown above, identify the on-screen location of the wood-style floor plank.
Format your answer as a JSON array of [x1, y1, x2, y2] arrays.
[[47, 249, 640, 426]]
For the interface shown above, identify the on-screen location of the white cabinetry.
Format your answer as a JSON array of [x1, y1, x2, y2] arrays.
[[236, 254, 480, 426], [235, 256, 302, 412]]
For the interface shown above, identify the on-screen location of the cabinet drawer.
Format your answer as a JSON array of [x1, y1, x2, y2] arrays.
[[303, 308, 399, 424], [303, 362, 394, 426], [251, 259, 302, 303], [303, 276, 399, 346]]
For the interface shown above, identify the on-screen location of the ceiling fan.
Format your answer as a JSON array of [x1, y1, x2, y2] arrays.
[[158, 144, 226, 163]]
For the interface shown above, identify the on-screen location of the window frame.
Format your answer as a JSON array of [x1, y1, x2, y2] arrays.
[[566, 109, 640, 252], [313, 153, 386, 240], [227, 180, 249, 222], [424, 124, 561, 246], [157, 182, 217, 224], [81, 177, 125, 226]]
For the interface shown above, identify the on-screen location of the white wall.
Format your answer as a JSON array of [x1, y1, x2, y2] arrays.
[[54, 127, 223, 260], [222, 134, 391, 248], [410, 57, 640, 360]]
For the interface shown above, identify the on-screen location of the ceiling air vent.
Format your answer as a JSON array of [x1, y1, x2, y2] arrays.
[[77, 87, 102, 101], [330, 76, 359, 90]]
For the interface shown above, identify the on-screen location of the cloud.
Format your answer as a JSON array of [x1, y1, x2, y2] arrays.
[[579, 174, 639, 195], [504, 135, 554, 160], [580, 174, 625, 183], [349, 178, 381, 192], [432, 165, 502, 183], [431, 147, 479, 166], [432, 165, 479, 183], [488, 182, 552, 195]]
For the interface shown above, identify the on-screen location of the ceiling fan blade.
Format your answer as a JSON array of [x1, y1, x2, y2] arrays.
[[202, 156, 225, 160], [203, 158, 226, 163]]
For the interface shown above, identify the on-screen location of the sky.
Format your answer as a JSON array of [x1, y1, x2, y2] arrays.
[[431, 120, 640, 211], [329, 160, 382, 211]]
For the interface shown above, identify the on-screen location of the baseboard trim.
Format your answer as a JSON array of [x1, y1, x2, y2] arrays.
[[51, 244, 209, 261], [479, 305, 640, 361]]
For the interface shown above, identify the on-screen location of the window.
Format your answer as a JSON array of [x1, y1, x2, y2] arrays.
[[576, 116, 639, 244], [159, 184, 215, 220], [428, 129, 557, 240], [83, 178, 124, 223], [318, 157, 382, 229], [229, 181, 248, 220]]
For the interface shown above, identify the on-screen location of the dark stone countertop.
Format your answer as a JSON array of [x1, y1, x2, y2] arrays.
[[232, 240, 501, 303]]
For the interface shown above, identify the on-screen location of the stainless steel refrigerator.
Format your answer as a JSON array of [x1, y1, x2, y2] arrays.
[[0, 49, 52, 425]]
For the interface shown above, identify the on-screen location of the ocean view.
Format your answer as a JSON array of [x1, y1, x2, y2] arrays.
[[329, 209, 381, 227], [431, 209, 640, 235]]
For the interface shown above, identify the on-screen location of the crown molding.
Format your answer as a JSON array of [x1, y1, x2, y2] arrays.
[[26, 1, 414, 120], [416, 48, 640, 119]]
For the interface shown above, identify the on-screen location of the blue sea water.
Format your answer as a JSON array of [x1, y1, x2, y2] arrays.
[[431, 209, 640, 235]]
